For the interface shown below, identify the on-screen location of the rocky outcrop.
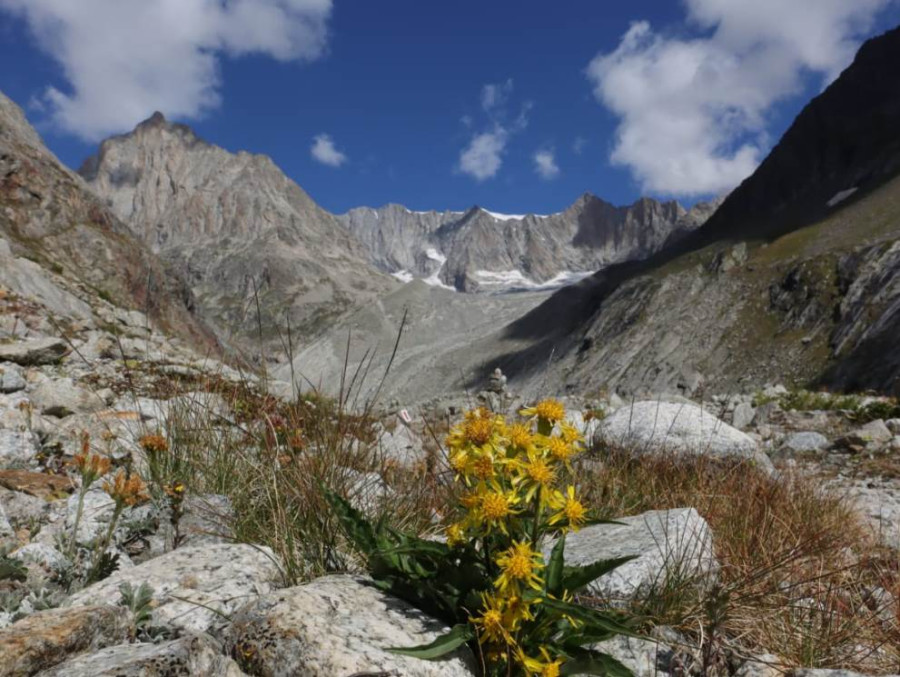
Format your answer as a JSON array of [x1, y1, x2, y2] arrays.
[[0, 92, 214, 352], [599, 401, 772, 471], [0, 605, 132, 677], [542, 508, 716, 602], [341, 196, 719, 291], [225, 575, 476, 676], [66, 544, 282, 633], [79, 113, 396, 357]]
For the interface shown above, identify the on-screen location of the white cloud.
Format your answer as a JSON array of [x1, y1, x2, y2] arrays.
[[533, 149, 560, 180], [587, 0, 893, 196], [458, 79, 529, 181], [0, 0, 333, 140], [481, 78, 513, 112], [572, 136, 588, 155], [459, 129, 508, 181], [310, 133, 347, 167]]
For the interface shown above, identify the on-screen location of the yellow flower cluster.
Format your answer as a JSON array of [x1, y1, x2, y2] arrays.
[[444, 400, 588, 675]]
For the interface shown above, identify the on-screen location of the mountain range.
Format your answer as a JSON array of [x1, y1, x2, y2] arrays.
[[2, 25, 900, 401]]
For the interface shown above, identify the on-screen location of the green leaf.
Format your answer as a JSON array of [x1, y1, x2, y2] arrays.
[[560, 650, 634, 676], [323, 486, 377, 556], [541, 597, 635, 637], [387, 623, 474, 660], [546, 534, 566, 596], [561, 555, 636, 593], [0, 558, 27, 582]]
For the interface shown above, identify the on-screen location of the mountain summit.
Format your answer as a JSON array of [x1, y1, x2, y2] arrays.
[[79, 113, 396, 358]]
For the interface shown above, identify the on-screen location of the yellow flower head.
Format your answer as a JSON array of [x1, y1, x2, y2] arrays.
[[502, 593, 537, 630], [508, 423, 533, 450], [519, 647, 563, 677], [470, 592, 514, 645], [470, 452, 496, 480], [476, 484, 520, 532], [495, 540, 544, 592], [522, 399, 566, 423], [549, 486, 587, 531], [558, 422, 583, 445], [445, 522, 466, 548], [545, 436, 575, 464]]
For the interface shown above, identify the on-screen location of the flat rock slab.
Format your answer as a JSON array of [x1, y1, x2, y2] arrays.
[[37, 635, 245, 677], [782, 431, 829, 453], [226, 575, 476, 677], [0, 429, 40, 469], [0, 469, 74, 499], [0, 338, 68, 366], [67, 543, 282, 633], [592, 635, 675, 676], [543, 508, 716, 601], [0, 364, 26, 393], [600, 401, 772, 471], [0, 605, 131, 677], [30, 378, 106, 417]]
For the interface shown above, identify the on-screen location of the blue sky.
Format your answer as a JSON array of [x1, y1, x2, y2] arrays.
[[1, 0, 899, 215]]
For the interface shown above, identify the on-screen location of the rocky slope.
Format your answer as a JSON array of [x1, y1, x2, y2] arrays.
[[0, 93, 214, 351], [79, 113, 397, 360], [340, 196, 719, 291], [462, 25, 900, 399]]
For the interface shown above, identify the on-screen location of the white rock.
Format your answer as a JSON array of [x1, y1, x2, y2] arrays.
[[226, 575, 476, 676], [9, 543, 71, 571], [600, 401, 770, 470], [0, 338, 68, 366], [30, 378, 106, 417], [731, 401, 756, 430], [0, 429, 40, 469], [377, 423, 426, 467], [37, 635, 245, 677], [67, 543, 282, 633], [0, 365, 26, 393], [886, 419, 900, 435], [543, 508, 716, 602], [781, 431, 829, 453], [0, 503, 12, 539], [592, 635, 675, 676], [855, 419, 893, 445], [65, 486, 116, 546]]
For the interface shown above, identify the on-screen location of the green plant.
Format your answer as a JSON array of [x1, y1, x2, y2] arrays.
[[119, 581, 155, 640], [327, 401, 637, 676]]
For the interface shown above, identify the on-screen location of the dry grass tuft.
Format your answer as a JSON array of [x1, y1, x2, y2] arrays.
[[577, 445, 900, 673]]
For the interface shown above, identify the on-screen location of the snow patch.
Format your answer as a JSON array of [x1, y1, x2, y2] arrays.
[[480, 208, 549, 221], [472, 269, 593, 292], [826, 187, 858, 208], [391, 270, 414, 283], [422, 247, 455, 291]]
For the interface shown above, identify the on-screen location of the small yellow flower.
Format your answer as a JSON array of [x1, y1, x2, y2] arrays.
[[521, 399, 566, 423], [558, 422, 583, 445], [502, 593, 537, 630], [548, 486, 587, 531], [470, 592, 514, 645], [470, 452, 496, 480], [545, 436, 575, 464], [475, 483, 520, 533], [508, 422, 533, 450], [519, 647, 563, 677], [495, 540, 544, 592], [71, 450, 111, 485], [445, 522, 466, 548]]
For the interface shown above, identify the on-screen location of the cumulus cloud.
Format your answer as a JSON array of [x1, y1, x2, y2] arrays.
[[310, 133, 347, 167], [459, 129, 508, 181], [587, 0, 893, 196], [0, 0, 333, 140], [458, 79, 529, 181], [533, 149, 560, 179]]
